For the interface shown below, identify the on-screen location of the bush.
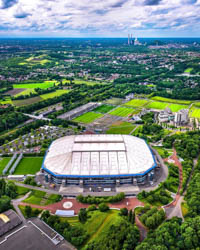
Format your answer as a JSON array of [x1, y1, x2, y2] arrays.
[[99, 203, 109, 212], [120, 207, 128, 216], [87, 204, 97, 211]]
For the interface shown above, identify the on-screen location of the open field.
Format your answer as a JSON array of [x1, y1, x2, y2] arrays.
[[74, 79, 107, 85], [0, 97, 12, 104], [62, 210, 122, 248], [168, 104, 189, 112], [106, 121, 136, 134], [151, 96, 192, 105], [13, 80, 59, 89], [109, 106, 135, 117], [93, 104, 115, 113], [73, 111, 103, 123], [105, 98, 123, 105], [23, 190, 61, 205], [13, 96, 42, 106], [125, 99, 148, 107], [146, 101, 169, 110], [5, 88, 26, 96], [0, 157, 11, 174], [40, 89, 69, 100], [14, 88, 36, 97], [190, 108, 200, 118], [13, 157, 43, 175], [184, 67, 193, 73]]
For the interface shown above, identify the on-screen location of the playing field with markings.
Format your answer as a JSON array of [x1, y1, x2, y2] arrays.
[[93, 104, 115, 113], [109, 107, 135, 117], [190, 108, 200, 118], [168, 104, 189, 112], [125, 99, 149, 107], [73, 112, 103, 123], [151, 96, 192, 105], [146, 101, 169, 110]]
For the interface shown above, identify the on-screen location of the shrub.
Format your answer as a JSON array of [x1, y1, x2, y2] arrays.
[[99, 203, 109, 212]]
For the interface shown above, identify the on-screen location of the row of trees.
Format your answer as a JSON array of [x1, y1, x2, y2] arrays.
[[77, 192, 125, 204]]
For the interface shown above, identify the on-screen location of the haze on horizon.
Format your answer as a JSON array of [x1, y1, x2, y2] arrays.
[[0, 0, 200, 38]]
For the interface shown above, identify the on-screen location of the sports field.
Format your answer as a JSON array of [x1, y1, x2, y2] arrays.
[[190, 108, 200, 118], [109, 107, 135, 117], [105, 98, 123, 105], [125, 99, 148, 107], [73, 112, 103, 123], [106, 122, 135, 134], [13, 157, 43, 175], [146, 101, 169, 110], [0, 157, 11, 174], [40, 89, 69, 100], [151, 96, 191, 105], [168, 104, 188, 112], [93, 104, 115, 113]]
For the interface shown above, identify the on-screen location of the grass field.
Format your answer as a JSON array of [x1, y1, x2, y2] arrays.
[[13, 96, 42, 106], [105, 98, 123, 105], [74, 79, 106, 86], [14, 89, 36, 97], [13, 157, 43, 175], [168, 104, 188, 112], [73, 112, 103, 123], [184, 68, 193, 73], [151, 96, 192, 105], [0, 157, 11, 174], [93, 104, 115, 113], [190, 108, 200, 118], [16, 186, 30, 198], [146, 101, 169, 110], [40, 89, 69, 100], [125, 99, 148, 107], [106, 122, 135, 134], [63, 210, 122, 248], [23, 190, 61, 205], [109, 107, 135, 117], [13, 80, 59, 89]]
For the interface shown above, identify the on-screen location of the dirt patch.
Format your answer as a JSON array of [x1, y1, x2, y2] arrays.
[[5, 88, 26, 96], [13, 96, 42, 107]]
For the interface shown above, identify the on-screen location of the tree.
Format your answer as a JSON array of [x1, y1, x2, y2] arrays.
[[99, 203, 109, 212], [78, 208, 88, 223], [120, 207, 128, 216], [25, 206, 32, 218]]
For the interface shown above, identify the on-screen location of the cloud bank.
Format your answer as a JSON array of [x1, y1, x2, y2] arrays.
[[0, 0, 199, 37]]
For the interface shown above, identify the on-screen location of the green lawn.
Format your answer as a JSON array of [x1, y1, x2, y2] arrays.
[[74, 79, 106, 86], [168, 104, 188, 112], [146, 101, 169, 110], [23, 190, 61, 205], [109, 107, 135, 117], [105, 98, 123, 105], [14, 89, 36, 97], [184, 68, 193, 73], [92, 104, 115, 113], [190, 108, 200, 118], [73, 112, 103, 123], [13, 157, 43, 175], [63, 209, 122, 247], [106, 122, 135, 134], [13, 81, 56, 89], [125, 99, 148, 107], [40, 89, 69, 100], [151, 96, 192, 105], [0, 157, 11, 174], [16, 186, 30, 198]]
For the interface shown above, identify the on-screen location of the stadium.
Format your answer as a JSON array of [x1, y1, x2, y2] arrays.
[[42, 134, 158, 186]]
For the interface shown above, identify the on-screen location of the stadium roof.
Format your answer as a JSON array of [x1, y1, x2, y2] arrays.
[[43, 134, 156, 177]]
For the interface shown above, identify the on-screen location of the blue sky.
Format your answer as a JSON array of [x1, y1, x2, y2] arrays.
[[0, 0, 200, 37]]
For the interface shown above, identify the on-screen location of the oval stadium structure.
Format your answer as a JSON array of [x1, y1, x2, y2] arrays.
[[42, 134, 157, 186]]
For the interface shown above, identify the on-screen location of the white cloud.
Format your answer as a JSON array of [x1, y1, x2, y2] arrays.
[[0, 0, 199, 36]]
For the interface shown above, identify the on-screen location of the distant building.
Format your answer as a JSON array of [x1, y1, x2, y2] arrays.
[[134, 38, 142, 46], [174, 109, 189, 125], [158, 108, 174, 123], [0, 209, 22, 236], [125, 93, 134, 101]]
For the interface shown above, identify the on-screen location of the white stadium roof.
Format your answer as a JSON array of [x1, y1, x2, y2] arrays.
[[43, 134, 156, 177]]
